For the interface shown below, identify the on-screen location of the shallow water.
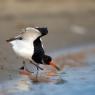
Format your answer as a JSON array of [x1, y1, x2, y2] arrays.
[[0, 45, 95, 95]]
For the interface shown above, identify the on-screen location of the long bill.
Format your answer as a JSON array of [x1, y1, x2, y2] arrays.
[[49, 61, 60, 71]]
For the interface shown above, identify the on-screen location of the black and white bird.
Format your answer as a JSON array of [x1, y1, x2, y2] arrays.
[[6, 27, 60, 76]]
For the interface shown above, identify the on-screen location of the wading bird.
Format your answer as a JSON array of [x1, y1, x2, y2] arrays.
[[6, 27, 60, 80]]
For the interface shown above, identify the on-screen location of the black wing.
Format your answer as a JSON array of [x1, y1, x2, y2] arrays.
[[32, 38, 45, 64]]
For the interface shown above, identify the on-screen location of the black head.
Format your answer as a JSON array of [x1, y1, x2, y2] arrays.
[[35, 27, 48, 36], [43, 55, 52, 65], [43, 55, 60, 71]]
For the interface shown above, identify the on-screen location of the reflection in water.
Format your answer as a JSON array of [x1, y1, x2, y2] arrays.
[[0, 45, 95, 95]]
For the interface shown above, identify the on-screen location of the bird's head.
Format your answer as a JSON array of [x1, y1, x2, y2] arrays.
[[43, 55, 60, 71]]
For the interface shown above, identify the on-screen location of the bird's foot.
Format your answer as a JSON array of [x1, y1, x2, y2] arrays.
[[19, 66, 33, 76]]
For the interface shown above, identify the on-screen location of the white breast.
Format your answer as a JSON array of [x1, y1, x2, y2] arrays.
[[10, 40, 34, 60]]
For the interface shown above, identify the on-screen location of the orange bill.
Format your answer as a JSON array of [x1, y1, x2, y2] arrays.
[[49, 61, 60, 71]]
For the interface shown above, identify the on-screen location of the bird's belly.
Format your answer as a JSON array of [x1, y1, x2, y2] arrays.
[[12, 41, 34, 60]]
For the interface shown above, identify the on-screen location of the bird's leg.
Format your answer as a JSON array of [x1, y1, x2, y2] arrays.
[[19, 60, 25, 70], [36, 65, 39, 81], [30, 61, 43, 70], [20, 60, 33, 73], [29, 61, 43, 82], [23, 60, 26, 68]]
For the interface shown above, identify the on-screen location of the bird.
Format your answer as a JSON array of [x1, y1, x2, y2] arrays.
[[6, 27, 60, 79]]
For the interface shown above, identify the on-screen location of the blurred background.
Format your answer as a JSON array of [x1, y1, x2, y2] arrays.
[[0, 0, 95, 81], [0, 0, 95, 51], [0, 1, 95, 95]]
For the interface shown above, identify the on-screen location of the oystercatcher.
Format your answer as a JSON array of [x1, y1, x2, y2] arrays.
[[6, 27, 60, 78]]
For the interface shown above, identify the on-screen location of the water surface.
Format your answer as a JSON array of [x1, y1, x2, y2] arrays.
[[0, 45, 95, 95]]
